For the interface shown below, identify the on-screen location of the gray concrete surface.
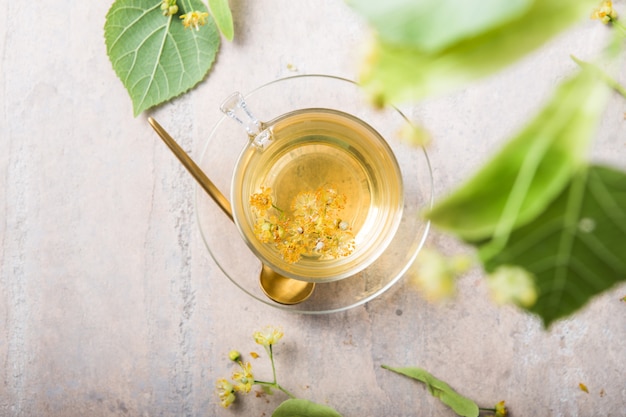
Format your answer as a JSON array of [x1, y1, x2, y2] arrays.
[[1, 1, 625, 416]]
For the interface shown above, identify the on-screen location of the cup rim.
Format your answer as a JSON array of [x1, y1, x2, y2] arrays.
[[229, 107, 405, 283]]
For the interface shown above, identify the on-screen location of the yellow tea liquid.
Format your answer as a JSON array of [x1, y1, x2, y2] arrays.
[[232, 108, 403, 281]]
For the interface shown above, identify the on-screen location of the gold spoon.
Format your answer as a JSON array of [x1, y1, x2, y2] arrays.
[[147, 117, 315, 305]]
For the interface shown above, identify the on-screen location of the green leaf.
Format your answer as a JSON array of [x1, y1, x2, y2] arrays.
[[208, 0, 234, 41], [483, 165, 626, 327], [104, 0, 220, 116], [272, 399, 343, 417], [354, 0, 598, 104], [348, 0, 532, 52], [425, 69, 610, 245], [382, 365, 479, 417]]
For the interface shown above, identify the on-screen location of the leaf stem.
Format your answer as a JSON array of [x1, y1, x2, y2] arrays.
[[269, 345, 278, 383], [276, 384, 297, 398], [178, 0, 193, 14], [254, 379, 274, 384], [253, 344, 297, 399], [253, 381, 297, 398], [613, 20, 626, 38]]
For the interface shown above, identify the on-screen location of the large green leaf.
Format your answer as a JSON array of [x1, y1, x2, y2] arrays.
[[104, 0, 220, 116], [348, 0, 531, 52], [353, 0, 597, 104], [272, 399, 343, 417], [425, 69, 609, 245], [382, 365, 479, 417], [483, 165, 626, 327]]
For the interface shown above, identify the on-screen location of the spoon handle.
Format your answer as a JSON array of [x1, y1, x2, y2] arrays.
[[148, 117, 233, 221]]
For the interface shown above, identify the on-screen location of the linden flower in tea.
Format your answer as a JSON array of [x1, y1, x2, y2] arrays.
[[249, 185, 355, 264]]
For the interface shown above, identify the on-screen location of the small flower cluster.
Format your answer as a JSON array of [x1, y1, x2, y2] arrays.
[[478, 400, 508, 417], [160, 0, 178, 16], [253, 325, 284, 348], [249, 185, 355, 264], [591, 1, 618, 24], [216, 326, 288, 408], [160, 0, 210, 31], [180, 10, 210, 30], [493, 400, 508, 417], [216, 355, 254, 408]]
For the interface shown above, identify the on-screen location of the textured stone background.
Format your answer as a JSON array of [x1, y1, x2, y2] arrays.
[[1, 1, 625, 416]]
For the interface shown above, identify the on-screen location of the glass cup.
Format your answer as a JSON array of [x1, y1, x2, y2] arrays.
[[196, 75, 433, 313], [222, 93, 405, 283]]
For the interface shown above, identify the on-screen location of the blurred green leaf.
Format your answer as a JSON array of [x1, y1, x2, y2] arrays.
[[382, 366, 479, 417], [348, 0, 531, 52], [483, 165, 626, 327], [104, 0, 220, 116], [425, 69, 609, 244], [209, 0, 234, 41], [272, 399, 343, 417], [354, 0, 597, 104]]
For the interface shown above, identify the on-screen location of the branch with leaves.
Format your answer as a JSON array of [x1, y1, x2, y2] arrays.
[[349, 0, 626, 327], [217, 327, 508, 417]]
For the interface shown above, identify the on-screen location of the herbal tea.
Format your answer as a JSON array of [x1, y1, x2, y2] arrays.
[[231, 108, 403, 281]]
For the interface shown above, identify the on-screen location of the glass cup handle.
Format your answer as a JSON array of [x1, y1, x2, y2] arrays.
[[220, 92, 273, 150]]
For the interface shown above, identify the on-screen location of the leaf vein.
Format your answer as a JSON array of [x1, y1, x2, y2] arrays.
[[488, 217, 561, 261], [107, 3, 161, 53], [578, 232, 626, 273], [549, 170, 588, 307], [136, 16, 173, 111], [589, 170, 626, 234], [166, 32, 186, 89]]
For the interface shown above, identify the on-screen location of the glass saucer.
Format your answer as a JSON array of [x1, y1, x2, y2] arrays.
[[195, 74, 433, 313]]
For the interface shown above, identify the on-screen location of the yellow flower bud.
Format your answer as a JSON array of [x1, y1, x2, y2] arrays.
[[228, 350, 241, 362], [161, 0, 178, 16], [494, 400, 508, 417]]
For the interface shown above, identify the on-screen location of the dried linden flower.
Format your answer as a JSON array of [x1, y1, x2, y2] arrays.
[[250, 186, 273, 215], [249, 185, 355, 264], [232, 362, 254, 393], [253, 325, 284, 347], [180, 11, 210, 30], [216, 378, 236, 408]]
